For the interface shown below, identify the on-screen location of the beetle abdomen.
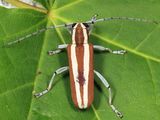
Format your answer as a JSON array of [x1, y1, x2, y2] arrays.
[[67, 44, 94, 109]]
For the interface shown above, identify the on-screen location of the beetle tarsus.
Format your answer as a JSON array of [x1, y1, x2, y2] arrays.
[[119, 50, 127, 54], [112, 50, 127, 55], [110, 104, 123, 118], [116, 111, 123, 118], [34, 93, 42, 98]]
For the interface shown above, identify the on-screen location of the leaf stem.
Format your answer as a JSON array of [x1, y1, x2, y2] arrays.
[[5, 0, 48, 14]]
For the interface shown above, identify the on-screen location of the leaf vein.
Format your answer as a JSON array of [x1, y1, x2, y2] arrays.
[[1, 18, 47, 42], [51, 20, 66, 44], [113, 22, 124, 40], [0, 21, 8, 36], [92, 33, 160, 63], [26, 22, 50, 120], [55, 0, 84, 12], [146, 60, 157, 104], [0, 82, 33, 97], [91, 105, 101, 120], [135, 25, 160, 50]]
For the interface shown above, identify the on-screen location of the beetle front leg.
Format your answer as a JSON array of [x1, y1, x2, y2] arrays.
[[48, 44, 68, 55], [93, 45, 126, 55], [94, 70, 123, 118], [34, 66, 69, 98]]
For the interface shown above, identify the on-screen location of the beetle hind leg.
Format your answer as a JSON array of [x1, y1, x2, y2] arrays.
[[94, 70, 123, 118], [108, 87, 123, 118], [34, 66, 69, 98]]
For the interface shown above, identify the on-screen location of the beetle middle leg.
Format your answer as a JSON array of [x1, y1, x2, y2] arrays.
[[93, 45, 126, 55], [34, 66, 69, 98], [48, 44, 68, 55], [94, 70, 123, 118]]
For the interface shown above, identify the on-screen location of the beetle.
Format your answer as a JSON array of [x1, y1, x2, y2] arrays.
[[4, 15, 158, 118]]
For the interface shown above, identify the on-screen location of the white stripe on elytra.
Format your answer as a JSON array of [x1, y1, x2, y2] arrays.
[[71, 44, 83, 109], [83, 44, 90, 108], [81, 23, 88, 44], [72, 24, 78, 44]]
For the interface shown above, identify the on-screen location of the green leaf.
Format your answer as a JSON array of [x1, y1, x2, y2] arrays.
[[0, 0, 160, 120], [34, 0, 55, 9]]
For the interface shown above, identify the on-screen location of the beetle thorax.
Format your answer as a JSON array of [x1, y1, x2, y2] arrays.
[[72, 23, 89, 45]]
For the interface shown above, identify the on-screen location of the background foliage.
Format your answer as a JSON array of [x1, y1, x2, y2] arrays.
[[0, 0, 160, 120]]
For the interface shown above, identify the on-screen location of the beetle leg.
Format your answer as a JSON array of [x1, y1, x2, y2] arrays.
[[34, 66, 69, 98], [94, 70, 123, 118], [48, 44, 68, 55], [93, 45, 126, 55]]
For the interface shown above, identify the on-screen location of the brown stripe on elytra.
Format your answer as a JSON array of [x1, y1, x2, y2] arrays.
[[67, 44, 79, 108], [75, 24, 85, 45], [87, 44, 94, 107], [76, 45, 85, 107]]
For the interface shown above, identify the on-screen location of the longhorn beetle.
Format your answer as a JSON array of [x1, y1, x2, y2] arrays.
[[3, 15, 159, 118]]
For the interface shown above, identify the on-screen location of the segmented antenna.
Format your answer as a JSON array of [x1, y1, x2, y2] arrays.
[[86, 14, 159, 25], [3, 14, 159, 47], [2, 23, 72, 47]]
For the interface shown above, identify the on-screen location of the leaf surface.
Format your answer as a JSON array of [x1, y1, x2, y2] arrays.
[[0, 0, 160, 120]]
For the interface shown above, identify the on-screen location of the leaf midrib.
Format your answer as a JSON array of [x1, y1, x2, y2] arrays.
[[5, 1, 159, 119], [26, 20, 51, 120], [26, 1, 86, 119], [92, 33, 160, 63]]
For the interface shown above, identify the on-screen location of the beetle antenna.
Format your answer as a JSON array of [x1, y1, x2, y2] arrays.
[[2, 23, 73, 47], [3, 15, 159, 47], [86, 14, 159, 25]]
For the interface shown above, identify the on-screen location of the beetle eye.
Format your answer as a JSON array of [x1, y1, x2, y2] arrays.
[[72, 23, 77, 28], [83, 23, 89, 28]]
